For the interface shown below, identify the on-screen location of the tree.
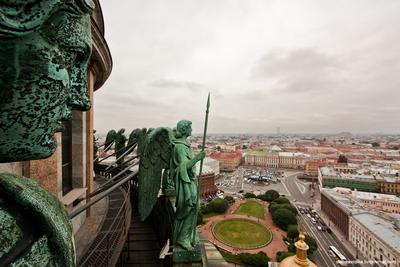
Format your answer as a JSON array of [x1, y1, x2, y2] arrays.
[[269, 203, 297, 216], [200, 204, 210, 214], [268, 203, 280, 215], [276, 251, 295, 262], [272, 197, 290, 204], [207, 198, 229, 214], [197, 210, 204, 225], [337, 154, 348, 163], [239, 252, 269, 267], [257, 194, 269, 202], [371, 142, 380, 147], [224, 195, 235, 204], [244, 192, 257, 199], [304, 235, 318, 255], [271, 208, 297, 230], [264, 189, 280, 202], [287, 224, 299, 239]]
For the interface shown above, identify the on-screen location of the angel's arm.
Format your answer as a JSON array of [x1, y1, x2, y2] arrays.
[[174, 147, 205, 170]]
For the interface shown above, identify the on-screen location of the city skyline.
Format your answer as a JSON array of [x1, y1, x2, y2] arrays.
[[95, 0, 400, 134]]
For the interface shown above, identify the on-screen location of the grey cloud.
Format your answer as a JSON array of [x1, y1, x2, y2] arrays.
[[149, 79, 206, 92], [95, 0, 400, 134], [96, 94, 171, 109], [251, 48, 343, 94]]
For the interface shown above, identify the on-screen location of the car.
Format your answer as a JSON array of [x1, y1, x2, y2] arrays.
[[326, 228, 332, 234], [317, 226, 322, 231], [311, 218, 317, 224], [306, 214, 311, 219]]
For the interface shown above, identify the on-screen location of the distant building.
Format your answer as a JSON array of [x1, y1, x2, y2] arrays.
[[323, 187, 400, 215], [195, 163, 218, 196], [305, 160, 322, 177], [318, 166, 380, 192], [377, 176, 400, 195], [349, 213, 400, 263], [218, 144, 238, 152], [209, 152, 242, 172], [302, 146, 338, 155], [304, 158, 340, 177], [245, 148, 308, 169], [202, 157, 220, 175], [322, 187, 400, 263], [321, 189, 351, 239]]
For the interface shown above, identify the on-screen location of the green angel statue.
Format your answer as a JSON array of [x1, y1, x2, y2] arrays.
[[137, 120, 205, 251]]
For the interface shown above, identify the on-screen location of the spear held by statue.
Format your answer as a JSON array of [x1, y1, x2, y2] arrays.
[[198, 93, 211, 194]]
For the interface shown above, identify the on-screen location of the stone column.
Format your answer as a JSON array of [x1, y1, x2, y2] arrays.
[[85, 70, 95, 216]]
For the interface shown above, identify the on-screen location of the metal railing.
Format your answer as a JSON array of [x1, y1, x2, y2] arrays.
[[78, 178, 132, 267]]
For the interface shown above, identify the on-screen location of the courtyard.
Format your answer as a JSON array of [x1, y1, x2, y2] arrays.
[[199, 198, 287, 260]]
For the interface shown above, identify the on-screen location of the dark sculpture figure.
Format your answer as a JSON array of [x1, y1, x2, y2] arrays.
[[115, 128, 127, 166], [101, 128, 138, 167], [0, 0, 94, 162], [0, 0, 94, 266], [171, 120, 205, 250], [136, 120, 205, 251]]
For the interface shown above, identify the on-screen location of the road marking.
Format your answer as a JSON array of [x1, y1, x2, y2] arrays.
[[281, 180, 292, 197], [296, 181, 306, 194]]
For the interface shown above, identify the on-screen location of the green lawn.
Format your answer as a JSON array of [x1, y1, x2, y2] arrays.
[[234, 201, 265, 219], [213, 218, 272, 249]]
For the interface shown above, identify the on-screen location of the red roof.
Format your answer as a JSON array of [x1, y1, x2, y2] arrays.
[[209, 152, 242, 159]]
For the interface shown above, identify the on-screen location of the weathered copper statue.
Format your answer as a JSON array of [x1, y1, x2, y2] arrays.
[[0, 0, 93, 162], [137, 120, 205, 250], [0, 0, 94, 266]]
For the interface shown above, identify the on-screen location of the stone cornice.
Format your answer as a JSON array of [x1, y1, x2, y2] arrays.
[[89, 1, 112, 91]]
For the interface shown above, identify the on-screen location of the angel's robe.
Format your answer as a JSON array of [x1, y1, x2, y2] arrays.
[[172, 139, 199, 250]]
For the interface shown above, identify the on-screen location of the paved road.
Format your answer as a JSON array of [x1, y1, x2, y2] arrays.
[[283, 174, 359, 267]]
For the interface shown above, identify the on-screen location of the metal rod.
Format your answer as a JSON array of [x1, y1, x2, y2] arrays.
[[198, 92, 210, 180], [87, 161, 139, 199], [69, 169, 138, 219], [105, 144, 137, 171], [104, 154, 138, 174], [97, 150, 117, 163]]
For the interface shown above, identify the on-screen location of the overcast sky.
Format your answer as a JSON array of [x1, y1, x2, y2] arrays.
[[95, 0, 400, 134]]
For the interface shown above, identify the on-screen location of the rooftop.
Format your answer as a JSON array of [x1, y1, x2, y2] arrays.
[[353, 212, 400, 254], [209, 152, 242, 159]]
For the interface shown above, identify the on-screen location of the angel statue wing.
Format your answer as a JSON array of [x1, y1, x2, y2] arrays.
[[126, 128, 141, 153], [137, 127, 175, 221], [104, 129, 116, 152]]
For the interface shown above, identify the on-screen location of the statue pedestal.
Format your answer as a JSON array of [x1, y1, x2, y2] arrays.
[[172, 244, 203, 267]]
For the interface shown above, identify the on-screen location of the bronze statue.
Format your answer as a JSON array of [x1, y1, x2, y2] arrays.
[[136, 120, 205, 250], [0, 0, 94, 162], [0, 0, 94, 266], [171, 120, 205, 250]]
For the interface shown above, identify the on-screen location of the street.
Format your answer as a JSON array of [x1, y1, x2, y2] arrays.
[[216, 168, 359, 266], [283, 173, 359, 267]]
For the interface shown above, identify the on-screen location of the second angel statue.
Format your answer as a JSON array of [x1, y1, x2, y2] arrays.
[[136, 120, 205, 251]]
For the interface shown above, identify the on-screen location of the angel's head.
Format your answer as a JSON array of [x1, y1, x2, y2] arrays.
[[175, 120, 192, 138], [0, 0, 94, 162]]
